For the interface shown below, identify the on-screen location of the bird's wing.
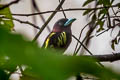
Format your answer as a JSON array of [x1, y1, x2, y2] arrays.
[[43, 31, 67, 49]]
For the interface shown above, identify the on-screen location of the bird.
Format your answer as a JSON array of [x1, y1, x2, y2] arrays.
[[42, 18, 76, 52], [42, 18, 83, 80]]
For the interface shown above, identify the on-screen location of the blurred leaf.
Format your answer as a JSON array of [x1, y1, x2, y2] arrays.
[[0, 5, 14, 30], [98, 0, 111, 6], [98, 9, 107, 18], [83, 9, 93, 16], [0, 28, 120, 80], [111, 37, 120, 50], [114, 38, 118, 44], [96, 20, 105, 32], [0, 69, 9, 80], [83, 0, 94, 7], [91, 14, 97, 21], [20, 75, 40, 80], [96, 0, 103, 5], [97, 27, 104, 32], [99, 14, 105, 21], [118, 37, 120, 43], [118, 3, 120, 8], [110, 0, 115, 4], [0, 56, 17, 73], [111, 41, 115, 50]]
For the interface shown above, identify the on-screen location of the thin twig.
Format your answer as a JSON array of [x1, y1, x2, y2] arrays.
[[96, 28, 110, 37], [31, 0, 38, 34], [111, 5, 120, 20], [72, 35, 93, 55], [0, 0, 20, 10], [58, 0, 67, 18], [13, 17, 40, 29], [101, 0, 111, 28], [12, 4, 119, 16], [0, 16, 40, 30], [73, 23, 90, 55], [82, 1, 97, 54], [104, 16, 120, 18], [32, 0, 65, 42], [115, 9, 120, 15], [96, 22, 120, 37], [75, 23, 96, 55], [72, 35, 104, 67], [75, 35, 88, 55], [32, 0, 51, 32]]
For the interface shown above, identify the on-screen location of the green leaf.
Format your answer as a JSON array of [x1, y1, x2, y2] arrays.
[[98, 0, 111, 6], [0, 69, 9, 80], [91, 14, 96, 21], [96, 20, 105, 32], [118, 3, 120, 8], [0, 5, 14, 30], [0, 28, 120, 80], [98, 9, 107, 18], [97, 27, 104, 32], [111, 42, 115, 50], [83, 0, 94, 7], [0, 56, 17, 73], [99, 20, 105, 28], [114, 38, 118, 44], [110, 0, 115, 4], [103, 0, 111, 6], [83, 9, 93, 16]]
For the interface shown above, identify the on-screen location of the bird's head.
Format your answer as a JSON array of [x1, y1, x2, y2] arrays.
[[53, 18, 76, 32]]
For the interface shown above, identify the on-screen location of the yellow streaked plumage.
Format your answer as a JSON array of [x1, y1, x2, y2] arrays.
[[59, 35, 63, 45], [45, 32, 55, 49], [61, 32, 66, 44], [57, 37, 61, 46], [57, 31, 66, 46], [44, 31, 67, 49]]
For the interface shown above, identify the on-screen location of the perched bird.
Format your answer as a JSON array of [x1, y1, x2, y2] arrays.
[[43, 18, 83, 80], [43, 18, 76, 52]]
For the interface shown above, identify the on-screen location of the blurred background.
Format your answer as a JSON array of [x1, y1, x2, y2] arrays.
[[1, 0, 120, 79]]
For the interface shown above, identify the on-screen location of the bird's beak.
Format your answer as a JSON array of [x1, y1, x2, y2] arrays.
[[64, 18, 76, 26]]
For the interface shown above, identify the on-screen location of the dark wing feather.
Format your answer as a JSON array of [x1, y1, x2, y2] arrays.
[[43, 31, 71, 50]]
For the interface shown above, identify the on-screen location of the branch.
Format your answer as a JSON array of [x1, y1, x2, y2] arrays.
[[72, 35, 93, 55], [12, 4, 119, 16], [74, 22, 96, 55], [72, 35, 104, 67], [0, 16, 40, 30], [31, 0, 51, 32], [87, 53, 120, 62], [13, 17, 40, 29], [0, 0, 20, 10], [58, 0, 67, 18], [73, 23, 89, 55], [96, 28, 110, 37], [32, 0, 65, 42]]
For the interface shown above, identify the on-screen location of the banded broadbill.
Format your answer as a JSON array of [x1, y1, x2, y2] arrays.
[[43, 18, 76, 52]]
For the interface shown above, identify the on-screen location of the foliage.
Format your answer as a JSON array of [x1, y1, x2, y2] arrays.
[[0, 28, 120, 80], [0, 0, 120, 80], [0, 5, 14, 30], [83, 0, 120, 50]]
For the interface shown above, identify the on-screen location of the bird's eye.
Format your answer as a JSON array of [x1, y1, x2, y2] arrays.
[[58, 22, 63, 26]]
